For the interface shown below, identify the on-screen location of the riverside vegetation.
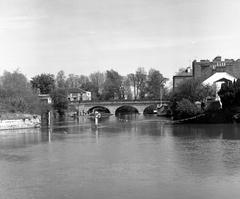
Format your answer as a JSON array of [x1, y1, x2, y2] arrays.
[[169, 78, 240, 123], [0, 67, 168, 118]]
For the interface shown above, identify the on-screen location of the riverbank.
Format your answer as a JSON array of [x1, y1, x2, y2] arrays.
[[0, 113, 41, 130], [172, 108, 238, 124]]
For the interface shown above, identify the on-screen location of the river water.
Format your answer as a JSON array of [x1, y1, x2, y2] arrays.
[[1, 115, 240, 199]]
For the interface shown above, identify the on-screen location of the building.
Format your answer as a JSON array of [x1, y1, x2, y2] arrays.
[[173, 56, 240, 90], [38, 94, 52, 104], [67, 88, 91, 102], [202, 72, 237, 101], [192, 56, 240, 80]]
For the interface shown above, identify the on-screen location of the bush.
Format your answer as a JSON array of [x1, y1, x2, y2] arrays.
[[175, 98, 201, 119]]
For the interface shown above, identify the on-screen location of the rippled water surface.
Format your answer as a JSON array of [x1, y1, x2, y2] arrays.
[[1, 115, 240, 199]]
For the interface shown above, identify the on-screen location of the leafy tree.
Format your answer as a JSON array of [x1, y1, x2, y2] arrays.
[[135, 67, 147, 99], [218, 79, 240, 109], [0, 70, 40, 113], [175, 98, 201, 119], [170, 78, 214, 117], [171, 78, 214, 103], [146, 69, 167, 99], [50, 88, 68, 116], [122, 76, 132, 100], [66, 74, 79, 88], [31, 73, 55, 94], [102, 70, 122, 100], [89, 72, 105, 100], [56, 70, 66, 88]]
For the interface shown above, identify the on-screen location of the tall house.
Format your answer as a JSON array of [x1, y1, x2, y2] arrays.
[[192, 56, 240, 80]]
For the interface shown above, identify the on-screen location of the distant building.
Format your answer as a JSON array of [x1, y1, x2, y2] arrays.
[[173, 56, 240, 90], [192, 56, 240, 80], [38, 94, 52, 104], [67, 88, 91, 102]]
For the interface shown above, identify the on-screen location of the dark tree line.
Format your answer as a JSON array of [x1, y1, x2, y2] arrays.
[[218, 79, 240, 110]]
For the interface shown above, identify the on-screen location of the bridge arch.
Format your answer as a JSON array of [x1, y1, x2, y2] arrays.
[[143, 104, 157, 114], [87, 106, 110, 114], [115, 105, 139, 115]]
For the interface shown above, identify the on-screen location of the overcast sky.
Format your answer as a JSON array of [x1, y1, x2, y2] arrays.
[[1, 0, 240, 79]]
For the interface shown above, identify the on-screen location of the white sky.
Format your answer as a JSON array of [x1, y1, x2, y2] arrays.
[[1, 0, 240, 79]]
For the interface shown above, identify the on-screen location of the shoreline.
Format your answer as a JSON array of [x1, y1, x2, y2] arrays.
[[0, 113, 41, 130]]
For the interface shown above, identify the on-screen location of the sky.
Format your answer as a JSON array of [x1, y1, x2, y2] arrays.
[[1, 0, 240, 80]]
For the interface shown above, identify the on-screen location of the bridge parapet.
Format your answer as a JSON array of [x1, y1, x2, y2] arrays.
[[71, 100, 170, 115], [72, 100, 169, 106]]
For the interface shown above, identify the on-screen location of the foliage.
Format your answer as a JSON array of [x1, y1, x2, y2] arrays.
[[65, 74, 79, 88], [89, 72, 105, 100], [146, 68, 167, 99], [172, 78, 214, 102], [102, 70, 123, 100], [175, 98, 201, 119], [170, 78, 214, 117], [135, 67, 147, 99], [50, 88, 68, 115], [56, 70, 66, 88], [0, 70, 40, 114], [31, 73, 55, 94], [218, 79, 240, 109], [122, 76, 132, 99]]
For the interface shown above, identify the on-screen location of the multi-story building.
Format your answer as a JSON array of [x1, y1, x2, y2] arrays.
[[173, 56, 240, 90], [192, 56, 240, 80]]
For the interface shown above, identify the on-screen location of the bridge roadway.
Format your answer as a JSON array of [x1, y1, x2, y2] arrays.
[[70, 100, 169, 115]]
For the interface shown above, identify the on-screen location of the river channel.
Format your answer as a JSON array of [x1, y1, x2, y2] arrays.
[[1, 115, 240, 199]]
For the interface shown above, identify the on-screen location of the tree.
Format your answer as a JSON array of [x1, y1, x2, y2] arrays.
[[89, 72, 105, 100], [66, 74, 79, 88], [175, 98, 201, 119], [127, 73, 137, 100], [172, 78, 214, 103], [146, 69, 167, 99], [102, 70, 122, 100], [135, 67, 147, 99], [56, 70, 66, 88], [50, 88, 68, 116], [31, 73, 55, 94], [170, 78, 214, 117], [0, 70, 40, 113], [122, 76, 132, 100], [218, 79, 240, 109]]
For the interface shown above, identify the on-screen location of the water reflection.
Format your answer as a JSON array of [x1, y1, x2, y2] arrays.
[[0, 115, 240, 199]]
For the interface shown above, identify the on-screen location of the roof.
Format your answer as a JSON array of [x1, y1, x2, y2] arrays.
[[202, 72, 237, 85]]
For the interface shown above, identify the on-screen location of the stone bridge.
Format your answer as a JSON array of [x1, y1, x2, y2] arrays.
[[70, 100, 169, 115]]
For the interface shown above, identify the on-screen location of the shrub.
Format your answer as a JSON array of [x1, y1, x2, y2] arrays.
[[175, 98, 201, 119]]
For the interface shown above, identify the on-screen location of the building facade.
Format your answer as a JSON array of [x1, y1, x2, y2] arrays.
[[192, 56, 240, 80], [68, 88, 91, 102], [173, 56, 240, 90]]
